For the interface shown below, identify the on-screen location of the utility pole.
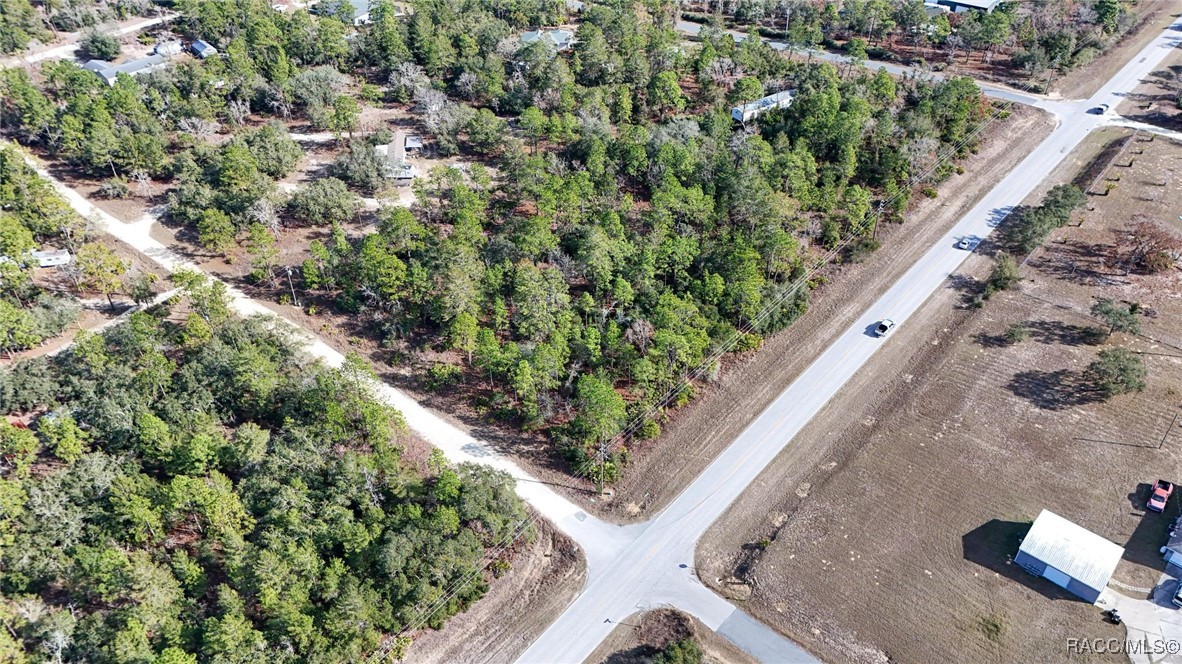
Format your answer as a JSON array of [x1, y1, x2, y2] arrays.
[[596, 439, 608, 495], [285, 266, 299, 307]]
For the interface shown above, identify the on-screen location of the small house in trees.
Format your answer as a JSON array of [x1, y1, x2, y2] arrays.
[[404, 135, 423, 153], [191, 40, 218, 59], [923, 1, 950, 16], [375, 138, 417, 183], [521, 29, 575, 51], [154, 40, 184, 57], [935, 0, 1000, 12], [347, 0, 372, 25], [731, 89, 796, 123], [29, 249, 72, 268], [82, 54, 169, 86]]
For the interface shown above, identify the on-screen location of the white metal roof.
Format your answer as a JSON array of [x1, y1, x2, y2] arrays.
[[1019, 509, 1124, 591]]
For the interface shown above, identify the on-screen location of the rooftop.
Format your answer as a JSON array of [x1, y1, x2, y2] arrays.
[[733, 89, 796, 115], [521, 29, 575, 49], [936, 0, 1001, 8], [83, 54, 169, 85], [1018, 510, 1124, 591]]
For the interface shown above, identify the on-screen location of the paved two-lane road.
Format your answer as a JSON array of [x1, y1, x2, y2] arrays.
[[519, 16, 1182, 664]]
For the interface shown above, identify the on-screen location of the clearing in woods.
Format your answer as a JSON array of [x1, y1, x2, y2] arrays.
[[697, 130, 1182, 664]]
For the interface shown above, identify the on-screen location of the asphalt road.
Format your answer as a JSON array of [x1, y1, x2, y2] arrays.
[[517, 17, 1182, 664]]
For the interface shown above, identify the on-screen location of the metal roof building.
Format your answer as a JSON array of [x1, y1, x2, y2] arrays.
[[521, 29, 575, 51], [935, 0, 1001, 12], [83, 54, 169, 86], [1014, 509, 1124, 604], [191, 40, 218, 59], [731, 89, 796, 123]]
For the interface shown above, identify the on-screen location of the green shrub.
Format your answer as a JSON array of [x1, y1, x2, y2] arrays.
[[427, 362, 463, 390], [1004, 323, 1030, 344]]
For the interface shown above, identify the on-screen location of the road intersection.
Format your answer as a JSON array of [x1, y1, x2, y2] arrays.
[[7, 12, 1181, 663]]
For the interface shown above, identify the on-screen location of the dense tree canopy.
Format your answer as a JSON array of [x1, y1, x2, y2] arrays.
[[0, 277, 529, 662]]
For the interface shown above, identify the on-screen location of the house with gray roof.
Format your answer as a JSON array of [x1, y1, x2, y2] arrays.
[[731, 89, 796, 123], [936, 0, 1001, 12], [83, 54, 170, 86], [191, 40, 218, 59], [521, 28, 575, 51]]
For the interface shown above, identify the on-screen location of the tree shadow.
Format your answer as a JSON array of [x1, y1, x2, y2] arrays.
[[1129, 483, 1154, 512], [1006, 369, 1102, 410], [603, 645, 660, 664], [1022, 320, 1107, 346], [962, 519, 1082, 602], [1122, 489, 1172, 577], [973, 330, 1011, 348], [1027, 240, 1129, 287], [946, 273, 984, 308]]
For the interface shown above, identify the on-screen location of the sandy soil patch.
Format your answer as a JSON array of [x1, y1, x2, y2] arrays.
[[696, 130, 1182, 664]]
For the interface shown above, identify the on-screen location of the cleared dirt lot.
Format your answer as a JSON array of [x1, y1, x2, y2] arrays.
[[587, 609, 756, 664], [698, 132, 1182, 663]]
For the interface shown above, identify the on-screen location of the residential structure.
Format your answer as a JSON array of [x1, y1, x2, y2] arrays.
[[1014, 510, 1125, 604], [29, 249, 72, 268], [154, 40, 184, 57], [935, 0, 1001, 12], [82, 54, 170, 86], [404, 135, 423, 153], [375, 134, 417, 182], [1160, 515, 1182, 569], [191, 40, 218, 59], [521, 28, 575, 51], [731, 89, 796, 123]]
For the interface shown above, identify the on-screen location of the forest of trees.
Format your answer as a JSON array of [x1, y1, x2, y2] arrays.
[[0, 0, 997, 481], [0, 274, 529, 662], [687, 0, 1140, 86]]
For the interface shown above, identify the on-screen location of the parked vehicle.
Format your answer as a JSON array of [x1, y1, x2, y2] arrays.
[[874, 319, 896, 337], [1173, 583, 1182, 608], [1149, 480, 1175, 512]]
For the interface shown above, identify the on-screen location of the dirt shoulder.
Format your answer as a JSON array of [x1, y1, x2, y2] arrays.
[[696, 129, 1182, 663], [1053, 0, 1182, 99], [593, 103, 1056, 522], [586, 609, 757, 664], [404, 515, 586, 664], [1116, 43, 1182, 131]]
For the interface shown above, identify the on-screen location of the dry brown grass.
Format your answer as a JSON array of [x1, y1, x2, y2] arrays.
[[698, 134, 1182, 664]]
